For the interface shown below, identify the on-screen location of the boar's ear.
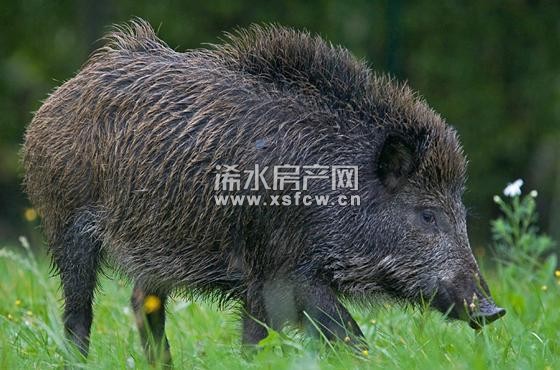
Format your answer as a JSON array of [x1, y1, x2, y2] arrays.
[[377, 133, 424, 192]]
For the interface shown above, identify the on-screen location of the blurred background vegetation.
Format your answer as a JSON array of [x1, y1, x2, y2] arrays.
[[0, 0, 559, 252]]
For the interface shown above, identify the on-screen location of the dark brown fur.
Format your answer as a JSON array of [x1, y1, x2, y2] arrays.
[[22, 19, 503, 364]]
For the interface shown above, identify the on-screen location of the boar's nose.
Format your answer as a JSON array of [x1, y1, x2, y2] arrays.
[[468, 298, 506, 329]]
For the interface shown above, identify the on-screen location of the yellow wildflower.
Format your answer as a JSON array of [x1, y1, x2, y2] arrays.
[[24, 208, 38, 222], [144, 295, 161, 314], [15, 299, 21, 306], [361, 349, 369, 357], [554, 270, 560, 278]]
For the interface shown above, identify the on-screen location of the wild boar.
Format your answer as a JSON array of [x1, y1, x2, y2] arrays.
[[22, 19, 505, 365]]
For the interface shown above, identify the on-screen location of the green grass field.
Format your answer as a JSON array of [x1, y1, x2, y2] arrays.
[[1, 189, 558, 369], [0, 239, 558, 370]]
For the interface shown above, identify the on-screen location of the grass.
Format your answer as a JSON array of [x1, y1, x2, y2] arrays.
[[1, 188, 559, 369], [0, 241, 558, 369]]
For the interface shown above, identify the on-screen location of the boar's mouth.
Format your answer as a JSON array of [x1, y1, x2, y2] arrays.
[[466, 297, 506, 329], [431, 278, 506, 329]]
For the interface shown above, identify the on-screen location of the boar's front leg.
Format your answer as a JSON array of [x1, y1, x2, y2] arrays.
[[242, 279, 366, 349], [297, 282, 366, 348], [242, 282, 270, 346]]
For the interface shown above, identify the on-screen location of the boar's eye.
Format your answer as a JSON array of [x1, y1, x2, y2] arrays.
[[421, 209, 436, 226]]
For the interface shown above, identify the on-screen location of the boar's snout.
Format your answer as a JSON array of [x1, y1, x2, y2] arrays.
[[468, 297, 506, 329], [432, 275, 505, 329]]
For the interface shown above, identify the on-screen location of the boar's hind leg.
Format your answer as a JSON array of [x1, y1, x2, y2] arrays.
[[131, 282, 172, 367], [298, 283, 367, 349], [53, 212, 102, 357]]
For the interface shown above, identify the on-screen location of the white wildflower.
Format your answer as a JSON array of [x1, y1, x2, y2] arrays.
[[126, 356, 135, 369], [503, 179, 523, 197], [18, 236, 31, 250], [530, 190, 538, 198]]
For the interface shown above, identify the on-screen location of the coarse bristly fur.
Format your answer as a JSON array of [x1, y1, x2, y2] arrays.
[[22, 18, 503, 363]]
